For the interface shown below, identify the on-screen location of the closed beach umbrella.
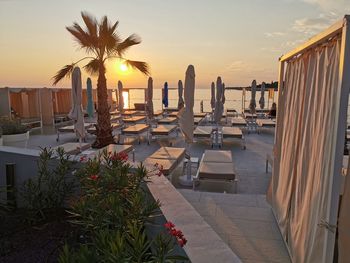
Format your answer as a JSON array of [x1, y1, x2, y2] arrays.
[[249, 80, 257, 113], [179, 65, 195, 144], [162, 82, 169, 108], [147, 77, 154, 119], [68, 67, 85, 140], [259, 82, 265, 109], [214, 77, 223, 123], [86, 78, 94, 118], [222, 82, 226, 104], [210, 82, 215, 111], [178, 80, 184, 110], [118, 80, 124, 112]]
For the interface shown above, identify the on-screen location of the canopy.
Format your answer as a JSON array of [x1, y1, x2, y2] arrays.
[[146, 77, 154, 119], [178, 80, 184, 110], [162, 82, 169, 108], [118, 80, 124, 112], [68, 67, 85, 139], [213, 77, 223, 123], [259, 82, 265, 109], [86, 78, 94, 118], [179, 65, 195, 143], [210, 82, 215, 111], [249, 80, 257, 113]]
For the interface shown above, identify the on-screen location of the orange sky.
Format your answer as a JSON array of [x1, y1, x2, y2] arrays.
[[0, 0, 348, 89]]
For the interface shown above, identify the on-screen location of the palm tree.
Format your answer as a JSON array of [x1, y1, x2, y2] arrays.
[[53, 12, 149, 148]]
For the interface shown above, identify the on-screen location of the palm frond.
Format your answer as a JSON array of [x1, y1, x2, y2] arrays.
[[52, 64, 74, 85], [83, 59, 100, 76], [81, 11, 98, 39], [125, 60, 149, 76], [115, 34, 141, 56], [66, 22, 97, 54]]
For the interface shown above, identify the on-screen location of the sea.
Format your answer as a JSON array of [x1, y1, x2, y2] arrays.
[[124, 88, 278, 113]]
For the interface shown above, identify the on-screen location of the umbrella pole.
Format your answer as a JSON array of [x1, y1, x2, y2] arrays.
[[179, 142, 193, 187]]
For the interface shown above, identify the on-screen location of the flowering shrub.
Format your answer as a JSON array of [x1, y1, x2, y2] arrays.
[[165, 221, 187, 247], [59, 149, 188, 262]]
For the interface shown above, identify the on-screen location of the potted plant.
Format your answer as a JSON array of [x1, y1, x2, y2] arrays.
[[0, 117, 29, 146]]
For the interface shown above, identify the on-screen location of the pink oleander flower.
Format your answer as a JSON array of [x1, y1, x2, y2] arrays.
[[89, 174, 99, 181], [164, 221, 175, 230]]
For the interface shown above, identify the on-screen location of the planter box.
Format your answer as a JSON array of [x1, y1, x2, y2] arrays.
[[3, 131, 30, 147]]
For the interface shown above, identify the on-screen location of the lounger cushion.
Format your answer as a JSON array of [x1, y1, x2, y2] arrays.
[[58, 123, 92, 132], [123, 116, 146, 123], [194, 112, 207, 117], [168, 111, 179, 117], [158, 117, 177, 124], [123, 110, 139, 116], [194, 126, 213, 137], [199, 162, 235, 180], [151, 125, 177, 135], [256, 119, 276, 127], [194, 117, 204, 124], [53, 142, 91, 155], [154, 110, 163, 116], [231, 117, 247, 125], [122, 124, 149, 134], [222, 127, 243, 138], [88, 123, 122, 134], [143, 158, 177, 176], [149, 147, 185, 160], [202, 150, 232, 163]]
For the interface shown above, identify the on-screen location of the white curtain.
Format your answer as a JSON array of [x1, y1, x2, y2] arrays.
[[271, 38, 341, 262]]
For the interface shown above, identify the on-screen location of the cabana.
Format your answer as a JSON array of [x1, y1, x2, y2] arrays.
[[269, 15, 350, 262], [0, 87, 42, 129]]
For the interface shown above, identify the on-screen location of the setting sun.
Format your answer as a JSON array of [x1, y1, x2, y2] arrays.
[[120, 63, 128, 72]]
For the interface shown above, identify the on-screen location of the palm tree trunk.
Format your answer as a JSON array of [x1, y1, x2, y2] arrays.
[[92, 63, 115, 148]]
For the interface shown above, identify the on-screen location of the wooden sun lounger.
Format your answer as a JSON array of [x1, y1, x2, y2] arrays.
[[193, 150, 237, 192], [52, 142, 91, 155], [122, 116, 146, 124], [111, 115, 122, 122], [56, 123, 93, 141], [157, 117, 177, 124], [120, 124, 150, 144], [110, 110, 120, 116], [144, 147, 185, 176], [194, 126, 214, 138]]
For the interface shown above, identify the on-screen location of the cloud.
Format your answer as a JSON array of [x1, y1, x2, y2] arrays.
[[292, 13, 338, 36], [226, 61, 246, 72], [299, 0, 350, 12], [264, 32, 286, 38]]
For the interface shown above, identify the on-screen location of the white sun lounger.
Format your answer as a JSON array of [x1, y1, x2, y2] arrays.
[[221, 127, 246, 149], [193, 126, 215, 146], [193, 150, 237, 192], [157, 117, 177, 124], [151, 125, 178, 145], [79, 144, 135, 162], [56, 123, 93, 141], [144, 147, 185, 176], [52, 142, 91, 155], [256, 119, 276, 133], [120, 124, 150, 144]]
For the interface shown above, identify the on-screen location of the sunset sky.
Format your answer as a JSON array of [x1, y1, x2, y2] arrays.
[[0, 0, 349, 89]]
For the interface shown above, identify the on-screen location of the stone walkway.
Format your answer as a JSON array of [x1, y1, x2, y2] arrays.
[[179, 190, 291, 263]]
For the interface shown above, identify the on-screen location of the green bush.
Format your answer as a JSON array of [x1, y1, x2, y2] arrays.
[[60, 150, 189, 262], [20, 147, 77, 221], [0, 117, 28, 135]]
